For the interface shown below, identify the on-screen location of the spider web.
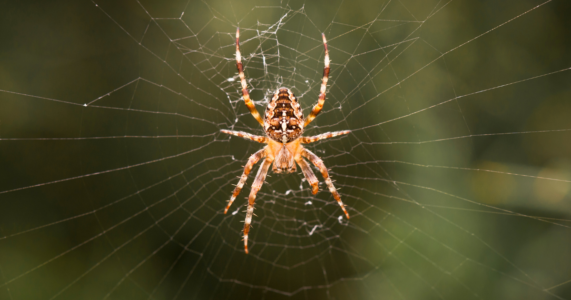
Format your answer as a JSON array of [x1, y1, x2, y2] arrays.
[[0, 0, 570, 299]]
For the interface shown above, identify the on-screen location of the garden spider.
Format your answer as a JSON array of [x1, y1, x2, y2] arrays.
[[222, 28, 350, 254]]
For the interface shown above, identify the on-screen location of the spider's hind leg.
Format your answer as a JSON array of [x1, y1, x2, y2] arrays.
[[304, 33, 330, 127], [235, 28, 264, 127]]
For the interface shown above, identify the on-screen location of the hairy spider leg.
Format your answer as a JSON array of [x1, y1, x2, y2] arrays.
[[296, 157, 319, 194], [236, 28, 264, 126], [224, 148, 267, 214], [221, 129, 268, 143], [301, 130, 350, 144], [302, 149, 350, 219], [243, 157, 273, 254], [304, 33, 330, 127]]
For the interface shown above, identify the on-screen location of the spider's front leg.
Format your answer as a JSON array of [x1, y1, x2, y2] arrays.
[[302, 148, 350, 219], [225, 148, 266, 214], [296, 157, 319, 194], [243, 157, 273, 254]]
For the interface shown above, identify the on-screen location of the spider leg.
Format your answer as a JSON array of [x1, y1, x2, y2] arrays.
[[301, 130, 350, 144], [221, 129, 268, 143], [302, 148, 350, 219], [225, 148, 267, 214], [243, 157, 273, 254], [304, 33, 330, 127], [295, 157, 319, 194], [236, 28, 264, 127]]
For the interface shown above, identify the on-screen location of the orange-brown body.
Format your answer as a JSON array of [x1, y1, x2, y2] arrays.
[[222, 29, 350, 254]]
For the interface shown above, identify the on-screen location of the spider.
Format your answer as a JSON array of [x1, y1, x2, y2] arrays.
[[222, 28, 350, 254]]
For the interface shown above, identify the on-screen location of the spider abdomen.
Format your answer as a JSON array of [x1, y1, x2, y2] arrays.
[[264, 88, 304, 144]]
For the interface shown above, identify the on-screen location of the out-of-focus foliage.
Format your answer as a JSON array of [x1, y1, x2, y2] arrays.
[[0, 0, 570, 299]]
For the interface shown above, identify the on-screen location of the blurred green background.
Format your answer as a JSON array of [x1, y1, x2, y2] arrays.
[[0, 0, 570, 299]]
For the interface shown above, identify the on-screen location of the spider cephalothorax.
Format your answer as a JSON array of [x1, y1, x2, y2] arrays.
[[221, 28, 350, 254]]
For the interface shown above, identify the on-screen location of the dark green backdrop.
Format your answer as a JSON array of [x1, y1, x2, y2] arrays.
[[0, 0, 570, 299]]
